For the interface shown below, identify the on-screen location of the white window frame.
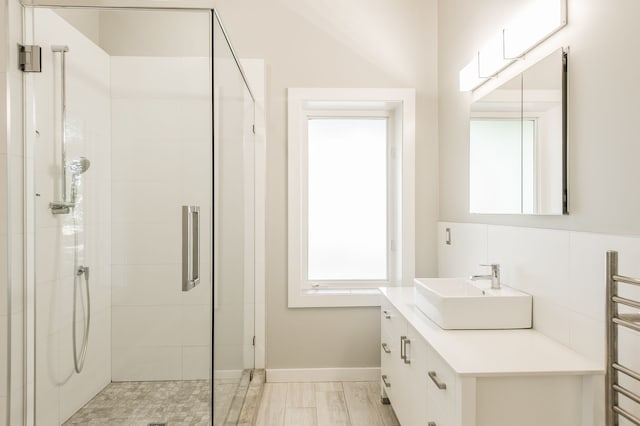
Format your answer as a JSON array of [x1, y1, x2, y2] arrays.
[[288, 88, 415, 308]]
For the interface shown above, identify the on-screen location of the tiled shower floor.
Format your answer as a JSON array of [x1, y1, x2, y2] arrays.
[[63, 380, 211, 425], [62, 371, 262, 426]]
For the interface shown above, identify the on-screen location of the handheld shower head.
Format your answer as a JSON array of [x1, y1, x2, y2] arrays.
[[68, 157, 91, 175]]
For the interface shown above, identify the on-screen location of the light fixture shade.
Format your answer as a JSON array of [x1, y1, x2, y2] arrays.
[[503, 0, 567, 59], [459, 55, 486, 92]]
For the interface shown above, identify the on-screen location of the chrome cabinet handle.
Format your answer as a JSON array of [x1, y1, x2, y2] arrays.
[[400, 336, 406, 360], [428, 371, 447, 390], [428, 422, 436, 426], [182, 205, 200, 291], [381, 343, 391, 354], [403, 338, 411, 364], [381, 375, 391, 388], [382, 310, 392, 319]]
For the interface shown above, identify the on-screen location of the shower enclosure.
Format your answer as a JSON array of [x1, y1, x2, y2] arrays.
[[22, 5, 256, 425]]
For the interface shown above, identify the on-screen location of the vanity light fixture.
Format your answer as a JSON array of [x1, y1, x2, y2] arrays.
[[459, 0, 567, 92]]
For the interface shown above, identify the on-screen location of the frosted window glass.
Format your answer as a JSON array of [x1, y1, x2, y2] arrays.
[[469, 119, 522, 214], [307, 118, 388, 281], [522, 120, 536, 214]]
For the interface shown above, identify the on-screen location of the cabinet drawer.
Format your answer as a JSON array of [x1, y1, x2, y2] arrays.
[[381, 299, 406, 340], [426, 347, 457, 425]]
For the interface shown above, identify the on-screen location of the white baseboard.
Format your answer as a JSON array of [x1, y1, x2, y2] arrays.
[[266, 367, 380, 383]]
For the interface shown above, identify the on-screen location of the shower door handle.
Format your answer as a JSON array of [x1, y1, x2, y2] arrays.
[[182, 205, 200, 291]]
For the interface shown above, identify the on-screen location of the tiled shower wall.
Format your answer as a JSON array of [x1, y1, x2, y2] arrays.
[[110, 56, 211, 381], [31, 9, 112, 425]]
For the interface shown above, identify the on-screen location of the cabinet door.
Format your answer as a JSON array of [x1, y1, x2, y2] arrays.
[[426, 346, 457, 426], [403, 325, 429, 426]]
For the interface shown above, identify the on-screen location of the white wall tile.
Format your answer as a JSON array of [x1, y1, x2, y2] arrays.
[[58, 313, 110, 422], [182, 346, 209, 380], [112, 346, 182, 382], [111, 223, 180, 265], [213, 343, 246, 372], [568, 312, 605, 367], [8, 73, 24, 157], [112, 306, 182, 350], [181, 305, 210, 346], [532, 297, 572, 348], [111, 180, 181, 225], [35, 333, 59, 395], [569, 232, 640, 321], [110, 56, 209, 99], [10, 233, 23, 313], [181, 278, 211, 306], [112, 264, 180, 306], [488, 225, 570, 306], [35, 385, 59, 426], [213, 304, 246, 346], [437, 222, 488, 277]]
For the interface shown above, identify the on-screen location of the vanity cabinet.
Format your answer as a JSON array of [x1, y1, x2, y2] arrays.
[[381, 298, 454, 426], [380, 288, 604, 426]]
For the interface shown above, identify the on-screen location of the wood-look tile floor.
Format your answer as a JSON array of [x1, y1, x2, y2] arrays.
[[254, 382, 399, 426]]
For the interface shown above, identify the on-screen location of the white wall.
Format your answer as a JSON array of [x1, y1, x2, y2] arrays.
[[214, 0, 439, 371], [439, 0, 640, 234], [29, 8, 112, 425], [110, 56, 211, 381]]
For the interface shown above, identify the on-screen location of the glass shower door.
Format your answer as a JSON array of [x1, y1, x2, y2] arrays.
[[213, 12, 257, 426], [27, 7, 215, 425]]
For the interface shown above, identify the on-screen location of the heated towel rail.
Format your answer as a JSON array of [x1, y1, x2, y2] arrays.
[[606, 250, 640, 425]]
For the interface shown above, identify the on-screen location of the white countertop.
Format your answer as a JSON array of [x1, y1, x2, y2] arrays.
[[380, 287, 604, 377]]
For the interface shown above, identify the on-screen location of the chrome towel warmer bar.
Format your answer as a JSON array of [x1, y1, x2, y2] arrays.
[[606, 250, 640, 425]]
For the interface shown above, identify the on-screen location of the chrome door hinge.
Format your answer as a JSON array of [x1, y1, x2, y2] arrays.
[[18, 44, 42, 73]]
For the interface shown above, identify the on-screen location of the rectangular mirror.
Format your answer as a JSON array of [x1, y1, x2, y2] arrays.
[[469, 48, 567, 215]]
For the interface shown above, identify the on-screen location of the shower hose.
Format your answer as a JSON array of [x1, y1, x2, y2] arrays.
[[72, 214, 90, 374]]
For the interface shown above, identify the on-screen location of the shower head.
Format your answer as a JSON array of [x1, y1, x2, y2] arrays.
[[67, 157, 90, 175]]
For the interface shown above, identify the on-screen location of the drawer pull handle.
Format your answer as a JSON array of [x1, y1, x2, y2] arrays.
[[403, 338, 411, 364], [381, 343, 391, 354], [382, 374, 391, 388], [428, 371, 447, 390], [400, 336, 407, 360], [382, 310, 392, 319], [428, 422, 436, 426]]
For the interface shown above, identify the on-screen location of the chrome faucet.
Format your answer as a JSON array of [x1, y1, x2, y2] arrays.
[[470, 264, 501, 289]]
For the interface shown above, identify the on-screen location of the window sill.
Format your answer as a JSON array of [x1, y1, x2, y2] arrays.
[[288, 287, 382, 308]]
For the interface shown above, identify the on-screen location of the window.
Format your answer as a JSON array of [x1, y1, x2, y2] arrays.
[[288, 88, 415, 307], [469, 118, 537, 214]]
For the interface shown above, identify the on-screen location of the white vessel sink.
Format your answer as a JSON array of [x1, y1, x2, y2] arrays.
[[414, 277, 532, 330]]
